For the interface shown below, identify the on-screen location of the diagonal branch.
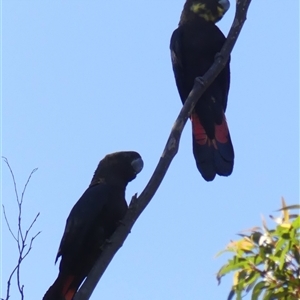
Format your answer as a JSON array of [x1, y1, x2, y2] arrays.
[[74, 1, 252, 299]]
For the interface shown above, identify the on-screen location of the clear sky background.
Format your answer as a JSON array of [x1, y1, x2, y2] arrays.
[[2, 1, 299, 299]]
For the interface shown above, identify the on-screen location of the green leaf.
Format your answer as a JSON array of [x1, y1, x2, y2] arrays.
[[252, 254, 263, 266], [235, 289, 243, 300], [291, 216, 300, 230], [215, 248, 231, 258], [292, 245, 300, 264], [275, 236, 286, 252], [246, 254, 262, 264], [262, 289, 273, 300], [245, 272, 260, 293], [235, 270, 251, 291], [217, 199, 300, 300], [217, 256, 258, 285], [268, 254, 280, 266], [251, 281, 266, 300], [276, 224, 291, 237], [279, 241, 291, 270], [271, 289, 290, 299], [217, 261, 238, 282]]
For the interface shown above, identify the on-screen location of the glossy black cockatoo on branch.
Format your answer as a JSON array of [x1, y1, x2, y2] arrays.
[[170, 0, 234, 181], [43, 151, 143, 300]]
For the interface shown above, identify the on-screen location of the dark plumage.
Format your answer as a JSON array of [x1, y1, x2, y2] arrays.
[[170, 0, 234, 181], [43, 151, 143, 300]]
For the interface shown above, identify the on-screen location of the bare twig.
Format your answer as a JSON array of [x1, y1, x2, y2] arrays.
[[74, 1, 252, 299], [20, 167, 38, 206], [2, 157, 40, 300], [2, 205, 18, 242]]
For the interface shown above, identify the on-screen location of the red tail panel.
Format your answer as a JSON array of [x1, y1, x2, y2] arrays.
[[190, 112, 234, 181], [215, 116, 229, 144], [191, 113, 207, 145], [65, 288, 77, 300], [43, 274, 78, 300], [62, 275, 76, 300]]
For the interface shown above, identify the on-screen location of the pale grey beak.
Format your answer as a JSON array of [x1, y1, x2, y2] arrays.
[[131, 158, 144, 174], [219, 0, 230, 12]]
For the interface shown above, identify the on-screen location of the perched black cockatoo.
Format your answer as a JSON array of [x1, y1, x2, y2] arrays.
[[170, 0, 234, 181], [43, 151, 143, 300]]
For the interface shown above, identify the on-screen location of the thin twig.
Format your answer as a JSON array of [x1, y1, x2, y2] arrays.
[[2, 205, 18, 242], [22, 230, 41, 260], [2, 157, 20, 203], [2, 158, 40, 300], [23, 212, 40, 243], [20, 168, 38, 206], [17, 168, 37, 245]]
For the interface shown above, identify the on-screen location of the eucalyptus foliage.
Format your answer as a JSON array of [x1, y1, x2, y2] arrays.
[[217, 199, 300, 300]]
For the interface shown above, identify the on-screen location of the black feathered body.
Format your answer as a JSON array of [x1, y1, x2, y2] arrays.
[[43, 151, 143, 300], [170, 16, 234, 181]]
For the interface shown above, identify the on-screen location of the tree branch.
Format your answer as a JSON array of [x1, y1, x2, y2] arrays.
[[74, 1, 252, 299], [2, 157, 40, 300]]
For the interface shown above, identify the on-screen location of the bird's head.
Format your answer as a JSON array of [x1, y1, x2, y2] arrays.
[[180, 0, 230, 24], [90, 151, 144, 187]]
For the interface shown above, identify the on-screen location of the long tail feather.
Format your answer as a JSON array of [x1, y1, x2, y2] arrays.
[[191, 113, 234, 181]]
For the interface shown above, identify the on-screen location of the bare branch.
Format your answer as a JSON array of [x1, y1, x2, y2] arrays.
[[2, 157, 20, 204], [22, 230, 41, 260], [3, 264, 18, 300], [17, 167, 36, 246], [74, 1, 252, 299], [20, 168, 38, 206], [23, 212, 40, 243], [2, 158, 40, 300]]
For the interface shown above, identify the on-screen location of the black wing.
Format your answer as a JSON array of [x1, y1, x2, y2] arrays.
[[170, 22, 230, 111], [170, 27, 187, 103], [55, 183, 110, 263]]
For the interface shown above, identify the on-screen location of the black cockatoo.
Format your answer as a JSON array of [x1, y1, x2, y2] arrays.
[[170, 0, 234, 181], [43, 151, 143, 300]]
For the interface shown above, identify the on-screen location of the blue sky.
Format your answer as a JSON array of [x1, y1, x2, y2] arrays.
[[2, 1, 299, 299]]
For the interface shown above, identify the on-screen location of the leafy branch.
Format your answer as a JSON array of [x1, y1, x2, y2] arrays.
[[1, 157, 40, 300], [217, 198, 300, 300], [74, 0, 252, 299]]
